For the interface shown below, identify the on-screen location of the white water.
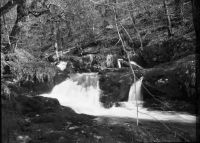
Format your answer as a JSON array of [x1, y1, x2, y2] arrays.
[[57, 61, 67, 71], [40, 73, 196, 123], [128, 77, 143, 103]]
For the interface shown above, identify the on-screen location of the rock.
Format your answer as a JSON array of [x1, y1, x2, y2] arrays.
[[106, 54, 115, 68], [58, 136, 66, 143], [68, 126, 79, 130], [142, 55, 196, 113], [81, 46, 99, 55], [15, 95, 60, 115], [41, 131, 67, 143], [31, 113, 62, 123], [16, 135, 31, 143], [99, 68, 143, 107], [47, 55, 55, 62], [94, 134, 103, 140]]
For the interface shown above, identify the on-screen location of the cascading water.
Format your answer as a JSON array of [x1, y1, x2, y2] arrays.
[[128, 77, 143, 103], [40, 72, 196, 123], [57, 61, 68, 71]]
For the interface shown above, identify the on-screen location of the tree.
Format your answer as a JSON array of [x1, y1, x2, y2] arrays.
[[191, 0, 200, 52], [163, 0, 172, 37], [191, 0, 200, 123], [0, 0, 49, 53]]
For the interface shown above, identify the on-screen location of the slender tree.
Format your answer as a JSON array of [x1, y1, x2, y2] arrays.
[[191, 0, 200, 130], [163, 0, 172, 37], [191, 0, 200, 52]]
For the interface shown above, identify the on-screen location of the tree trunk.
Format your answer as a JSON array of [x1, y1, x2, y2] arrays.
[[56, 26, 63, 57], [53, 22, 63, 61], [191, 0, 200, 128], [191, 0, 200, 53], [163, 0, 172, 37], [2, 0, 29, 53]]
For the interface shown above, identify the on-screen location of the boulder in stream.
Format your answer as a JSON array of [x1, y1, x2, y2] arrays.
[[142, 54, 196, 113]]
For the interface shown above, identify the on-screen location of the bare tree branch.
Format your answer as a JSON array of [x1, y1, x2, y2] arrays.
[[113, 6, 139, 126]]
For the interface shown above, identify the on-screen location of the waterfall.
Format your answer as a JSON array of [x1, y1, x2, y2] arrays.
[[40, 73, 196, 123], [40, 73, 102, 114], [128, 77, 144, 104]]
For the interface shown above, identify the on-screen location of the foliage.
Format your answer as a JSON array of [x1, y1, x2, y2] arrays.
[[1, 48, 57, 96], [0, 0, 196, 95]]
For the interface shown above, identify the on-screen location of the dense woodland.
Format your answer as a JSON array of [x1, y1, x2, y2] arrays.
[[1, 0, 200, 142]]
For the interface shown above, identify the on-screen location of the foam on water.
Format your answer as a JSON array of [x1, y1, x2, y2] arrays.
[[40, 73, 196, 123], [57, 61, 67, 71]]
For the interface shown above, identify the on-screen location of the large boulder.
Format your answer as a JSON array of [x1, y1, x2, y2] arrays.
[[99, 68, 143, 107], [14, 95, 60, 115], [142, 54, 196, 113]]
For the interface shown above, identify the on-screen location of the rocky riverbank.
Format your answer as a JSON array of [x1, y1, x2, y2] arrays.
[[2, 95, 196, 143]]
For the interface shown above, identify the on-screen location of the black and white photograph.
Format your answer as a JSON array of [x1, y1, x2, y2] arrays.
[[1, 0, 199, 142]]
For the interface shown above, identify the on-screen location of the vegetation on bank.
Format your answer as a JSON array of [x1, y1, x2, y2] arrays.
[[1, 48, 57, 96]]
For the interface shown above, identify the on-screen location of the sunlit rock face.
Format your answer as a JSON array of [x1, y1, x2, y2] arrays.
[[106, 54, 115, 68]]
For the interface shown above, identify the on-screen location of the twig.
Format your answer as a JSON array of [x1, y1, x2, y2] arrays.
[[114, 39, 121, 46], [119, 23, 133, 42]]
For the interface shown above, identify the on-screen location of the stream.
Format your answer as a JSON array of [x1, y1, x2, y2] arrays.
[[40, 66, 196, 123]]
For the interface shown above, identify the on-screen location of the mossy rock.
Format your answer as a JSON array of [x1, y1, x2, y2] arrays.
[[142, 55, 196, 113]]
